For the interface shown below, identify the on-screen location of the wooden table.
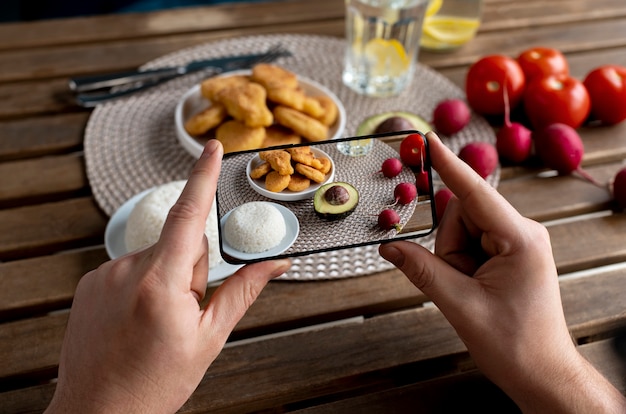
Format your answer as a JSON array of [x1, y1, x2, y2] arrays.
[[1, 0, 625, 412]]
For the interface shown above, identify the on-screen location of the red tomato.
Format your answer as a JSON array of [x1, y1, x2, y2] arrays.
[[400, 133, 426, 168], [523, 74, 590, 129], [583, 65, 626, 125], [465, 55, 526, 115], [517, 47, 569, 81]]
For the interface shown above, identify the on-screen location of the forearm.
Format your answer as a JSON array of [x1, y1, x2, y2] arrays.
[[508, 351, 626, 413]]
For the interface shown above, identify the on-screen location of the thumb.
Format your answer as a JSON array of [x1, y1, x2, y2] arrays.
[[379, 241, 478, 315], [201, 259, 291, 343]]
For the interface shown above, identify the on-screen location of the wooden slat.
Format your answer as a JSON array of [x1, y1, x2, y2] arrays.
[[0, 113, 87, 161], [0, 153, 88, 208], [0, 197, 107, 261], [0, 0, 346, 51], [0, 248, 108, 320]]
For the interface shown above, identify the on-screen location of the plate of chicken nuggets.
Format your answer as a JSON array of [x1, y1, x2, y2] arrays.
[[246, 146, 335, 201], [175, 64, 346, 159]]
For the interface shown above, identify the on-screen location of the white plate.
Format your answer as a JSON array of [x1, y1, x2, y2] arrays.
[[174, 70, 347, 158], [246, 147, 335, 201], [219, 202, 299, 262], [104, 190, 243, 283]]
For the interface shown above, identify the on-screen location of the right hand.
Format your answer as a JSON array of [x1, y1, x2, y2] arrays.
[[380, 131, 626, 413]]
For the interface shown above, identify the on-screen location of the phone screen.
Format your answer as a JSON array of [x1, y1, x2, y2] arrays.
[[216, 131, 436, 264]]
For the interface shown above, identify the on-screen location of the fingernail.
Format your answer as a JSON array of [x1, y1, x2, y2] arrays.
[[202, 139, 221, 157], [271, 259, 291, 277], [380, 244, 405, 267]]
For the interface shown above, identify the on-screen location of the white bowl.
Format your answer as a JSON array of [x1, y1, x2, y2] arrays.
[[174, 70, 347, 158], [246, 148, 335, 202]]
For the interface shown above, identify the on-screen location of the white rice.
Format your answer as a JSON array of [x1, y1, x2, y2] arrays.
[[125, 180, 223, 268], [224, 202, 286, 253]]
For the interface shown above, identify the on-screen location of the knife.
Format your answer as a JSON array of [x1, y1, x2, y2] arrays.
[[70, 45, 291, 107], [69, 47, 291, 92]]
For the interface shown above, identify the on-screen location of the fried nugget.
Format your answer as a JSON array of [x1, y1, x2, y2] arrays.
[[301, 96, 324, 118], [273, 106, 329, 142], [184, 103, 228, 136], [287, 173, 311, 192], [249, 161, 272, 180], [313, 95, 339, 126], [264, 150, 294, 175], [295, 163, 326, 183], [215, 82, 273, 128], [266, 86, 305, 110], [251, 63, 299, 90], [313, 157, 332, 174], [200, 75, 250, 101], [215, 120, 265, 153], [265, 170, 291, 192], [263, 126, 302, 148], [286, 146, 315, 166]]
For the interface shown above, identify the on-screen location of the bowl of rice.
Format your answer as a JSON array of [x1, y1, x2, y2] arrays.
[[104, 180, 243, 282], [219, 201, 299, 263]]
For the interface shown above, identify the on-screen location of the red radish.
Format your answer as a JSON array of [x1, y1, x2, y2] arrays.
[[415, 169, 430, 194], [496, 82, 532, 163], [376, 158, 403, 178], [611, 166, 626, 209], [433, 99, 471, 135], [400, 133, 426, 169], [378, 209, 401, 231], [434, 188, 454, 223], [458, 142, 499, 178], [388, 182, 417, 206], [532, 123, 602, 187]]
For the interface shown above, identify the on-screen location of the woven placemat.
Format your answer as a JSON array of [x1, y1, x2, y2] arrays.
[[84, 33, 498, 280]]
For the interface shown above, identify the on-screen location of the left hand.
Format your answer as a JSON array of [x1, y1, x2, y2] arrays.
[[46, 139, 291, 414]]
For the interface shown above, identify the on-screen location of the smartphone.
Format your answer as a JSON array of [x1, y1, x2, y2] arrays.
[[215, 131, 436, 264]]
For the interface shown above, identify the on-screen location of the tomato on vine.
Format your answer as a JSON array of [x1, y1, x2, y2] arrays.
[[517, 47, 569, 81], [465, 55, 526, 116], [583, 64, 626, 125]]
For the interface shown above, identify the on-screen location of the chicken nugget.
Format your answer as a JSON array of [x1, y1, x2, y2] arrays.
[[184, 103, 228, 136], [263, 126, 302, 148], [274, 106, 328, 142], [266, 86, 305, 110], [215, 120, 265, 153], [301, 96, 324, 118], [314, 157, 332, 174], [265, 170, 291, 192], [295, 163, 326, 183], [287, 173, 311, 192], [200, 75, 250, 101], [216, 82, 273, 128], [251, 63, 299, 90], [249, 161, 272, 180], [286, 146, 315, 166], [314, 95, 339, 126], [265, 150, 294, 175]]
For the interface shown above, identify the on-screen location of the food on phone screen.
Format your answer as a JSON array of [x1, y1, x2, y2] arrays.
[[314, 182, 359, 220], [223, 202, 286, 253]]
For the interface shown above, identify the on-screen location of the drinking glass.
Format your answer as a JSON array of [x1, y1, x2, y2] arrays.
[[420, 0, 483, 51]]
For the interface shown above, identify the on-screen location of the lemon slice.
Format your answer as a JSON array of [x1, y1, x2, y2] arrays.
[[422, 16, 480, 46], [426, 0, 443, 17], [364, 38, 410, 77]]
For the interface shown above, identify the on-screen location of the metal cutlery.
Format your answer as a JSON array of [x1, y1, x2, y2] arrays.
[[71, 44, 291, 107]]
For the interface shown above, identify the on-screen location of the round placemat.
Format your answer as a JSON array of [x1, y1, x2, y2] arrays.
[[84, 33, 498, 280]]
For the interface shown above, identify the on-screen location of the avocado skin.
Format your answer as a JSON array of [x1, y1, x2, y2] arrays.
[[356, 111, 433, 135], [314, 182, 359, 220]]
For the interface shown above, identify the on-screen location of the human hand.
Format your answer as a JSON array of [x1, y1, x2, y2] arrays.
[[380, 132, 626, 413], [46, 139, 291, 414]]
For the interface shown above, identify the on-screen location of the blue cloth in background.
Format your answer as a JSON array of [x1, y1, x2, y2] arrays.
[[0, 0, 269, 22]]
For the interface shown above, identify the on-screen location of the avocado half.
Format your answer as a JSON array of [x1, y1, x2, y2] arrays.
[[356, 111, 433, 135], [314, 182, 359, 221]]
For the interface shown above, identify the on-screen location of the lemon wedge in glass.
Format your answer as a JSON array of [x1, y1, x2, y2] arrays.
[[425, 0, 443, 17], [364, 38, 410, 77], [421, 16, 480, 49]]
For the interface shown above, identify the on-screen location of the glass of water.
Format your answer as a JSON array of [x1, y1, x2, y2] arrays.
[[342, 0, 429, 98]]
